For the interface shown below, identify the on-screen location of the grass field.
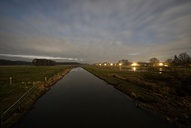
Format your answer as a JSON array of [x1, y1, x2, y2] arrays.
[[1, 65, 190, 127], [0, 65, 72, 116], [83, 65, 191, 127]]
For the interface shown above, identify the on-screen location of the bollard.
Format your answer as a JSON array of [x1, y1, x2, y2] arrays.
[[10, 77, 12, 85]]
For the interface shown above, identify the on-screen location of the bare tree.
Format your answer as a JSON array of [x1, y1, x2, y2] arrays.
[[149, 57, 159, 66], [178, 53, 191, 64], [166, 59, 172, 63], [118, 59, 130, 65], [172, 55, 180, 66]]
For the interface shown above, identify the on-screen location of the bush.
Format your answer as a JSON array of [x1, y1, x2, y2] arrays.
[[166, 67, 191, 96]]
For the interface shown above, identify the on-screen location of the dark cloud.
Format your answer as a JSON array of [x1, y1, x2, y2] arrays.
[[0, 0, 191, 63]]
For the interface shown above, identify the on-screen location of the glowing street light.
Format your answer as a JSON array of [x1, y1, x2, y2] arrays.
[[164, 64, 168, 67], [104, 63, 107, 66], [131, 63, 138, 66], [99, 63, 102, 66], [159, 63, 163, 66], [110, 63, 113, 66], [119, 63, 122, 66]]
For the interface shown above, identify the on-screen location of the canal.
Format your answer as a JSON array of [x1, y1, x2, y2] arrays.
[[17, 67, 172, 128]]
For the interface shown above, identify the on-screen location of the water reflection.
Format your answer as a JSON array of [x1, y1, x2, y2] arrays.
[[132, 67, 136, 71], [18, 67, 173, 128], [71, 67, 82, 72], [159, 68, 163, 74]]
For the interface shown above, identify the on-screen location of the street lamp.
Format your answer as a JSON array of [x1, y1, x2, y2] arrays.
[[159, 63, 163, 66], [131, 63, 138, 66]]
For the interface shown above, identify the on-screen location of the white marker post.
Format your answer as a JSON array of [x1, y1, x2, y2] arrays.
[[10, 77, 12, 85], [44, 77, 47, 82]]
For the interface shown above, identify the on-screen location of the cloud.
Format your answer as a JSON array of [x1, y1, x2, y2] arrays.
[[0, 0, 191, 63], [0, 54, 77, 61]]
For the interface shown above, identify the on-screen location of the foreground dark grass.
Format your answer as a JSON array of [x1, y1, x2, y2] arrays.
[[0, 65, 74, 127], [83, 65, 191, 127]]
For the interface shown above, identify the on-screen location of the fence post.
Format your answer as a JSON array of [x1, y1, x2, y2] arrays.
[[44, 77, 47, 82], [10, 77, 12, 85]]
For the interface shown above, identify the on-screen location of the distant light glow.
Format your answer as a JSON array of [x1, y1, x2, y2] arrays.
[[99, 63, 102, 66], [159, 63, 163, 66], [119, 63, 122, 66], [104, 63, 107, 66], [131, 63, 138, 66], [164, 64, 168, 67], [110, 63, 113, 66]]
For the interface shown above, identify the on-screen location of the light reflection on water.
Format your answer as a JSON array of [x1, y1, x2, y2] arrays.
[[132, 67, 136, 71], [119, 66, 121, 71], [159, 68, 163, 74]]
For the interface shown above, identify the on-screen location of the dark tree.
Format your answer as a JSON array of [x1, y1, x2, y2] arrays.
[[172, 55, 180, 66], [149, 57, 159, 66], [171, 53, 191, 66], [118, 59, 130, 65], [32, 59, 56, 66], [178, 53, 191, 64], [166, 59, 172, 63]]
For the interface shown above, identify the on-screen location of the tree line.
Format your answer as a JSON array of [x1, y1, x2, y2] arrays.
[[32, 59, 56, 66], [117, 52, 190, 67], [149, 52, 191, 66], [167, 53, 191, 66], [0, 59, 32, 65]]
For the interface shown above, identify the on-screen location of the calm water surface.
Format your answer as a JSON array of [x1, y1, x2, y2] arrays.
[[17, 67, 173, 128]]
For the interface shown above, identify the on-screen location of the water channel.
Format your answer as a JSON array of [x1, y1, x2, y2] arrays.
[[17, 67, 173, 128]]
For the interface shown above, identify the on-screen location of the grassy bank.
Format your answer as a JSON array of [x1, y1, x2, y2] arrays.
[[83, 66, 191, 127], [0, 65, 74, 127]]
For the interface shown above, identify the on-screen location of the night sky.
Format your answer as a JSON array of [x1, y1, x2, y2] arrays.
[[0, 0, 191, 63]]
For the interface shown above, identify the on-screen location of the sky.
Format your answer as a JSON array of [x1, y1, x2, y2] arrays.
[[0, 0, 191, 63]]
